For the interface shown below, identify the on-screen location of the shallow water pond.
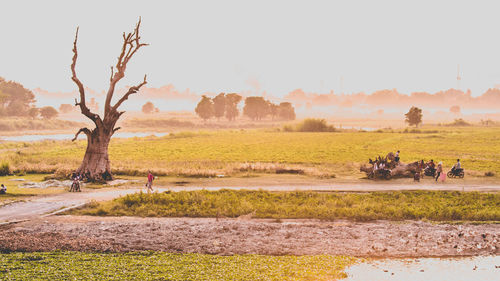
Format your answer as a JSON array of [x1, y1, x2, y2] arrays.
[[345, 256, 499, 281]]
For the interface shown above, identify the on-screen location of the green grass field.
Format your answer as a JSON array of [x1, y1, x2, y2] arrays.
[[1, 126, 499, 179], [0, 252, 355, 281], [0, 174, 63, 204], [70, 190, 500, 222]]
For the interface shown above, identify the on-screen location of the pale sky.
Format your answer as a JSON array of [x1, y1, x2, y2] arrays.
[[2, 0, 500, 97]]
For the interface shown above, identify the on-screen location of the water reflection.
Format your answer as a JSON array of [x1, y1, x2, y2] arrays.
[[0, 132, 168, 142], [345, 256, 499, 281]]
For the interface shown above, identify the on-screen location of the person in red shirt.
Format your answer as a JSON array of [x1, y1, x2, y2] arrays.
[[146, 171, 155, 193]]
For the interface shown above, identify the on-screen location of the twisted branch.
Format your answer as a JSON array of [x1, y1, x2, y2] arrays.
[[72, 127, 91, 141], [71, 27, 103, 128], [105, 17, 149, 116], [112, 75, 147, 111]]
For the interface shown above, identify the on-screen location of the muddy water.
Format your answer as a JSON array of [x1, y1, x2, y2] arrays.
[[0, 131, 168, 141], [345, 256, 499, 281]]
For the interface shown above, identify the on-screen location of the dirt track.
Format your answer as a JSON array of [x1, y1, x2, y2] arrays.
[[1, 216, 498, 257]]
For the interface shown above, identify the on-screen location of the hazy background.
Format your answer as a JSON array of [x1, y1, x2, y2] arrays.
[[1, 0, 500, 121]]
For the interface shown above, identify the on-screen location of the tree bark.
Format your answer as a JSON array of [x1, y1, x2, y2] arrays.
[[76, 132, 112, 182]]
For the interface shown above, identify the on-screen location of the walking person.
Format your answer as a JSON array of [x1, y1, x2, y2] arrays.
[[435, 162, 443, 182], [146, 171, 155, 193]]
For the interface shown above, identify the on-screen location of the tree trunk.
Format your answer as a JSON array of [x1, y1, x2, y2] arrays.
[[77, 133, 112, 182]]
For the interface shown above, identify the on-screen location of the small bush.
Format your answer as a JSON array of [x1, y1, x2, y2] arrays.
[[485, 171, 495, 177], [445, 118, 472, 127], [0, 162, 10, 176], [284, 118, 336, 132]]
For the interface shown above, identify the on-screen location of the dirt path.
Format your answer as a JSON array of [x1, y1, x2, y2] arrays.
[[1, 182, 499, 223], [1, 216, 498, 257]]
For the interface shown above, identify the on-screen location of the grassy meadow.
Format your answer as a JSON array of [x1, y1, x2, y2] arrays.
[[70, 190, 500, 222], [0, 251, 355, 281], [1, 126, 499, 179], [0, 174, 63, 205]]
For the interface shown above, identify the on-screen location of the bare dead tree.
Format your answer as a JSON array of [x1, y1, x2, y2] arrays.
[[71, 19, 148, 181]]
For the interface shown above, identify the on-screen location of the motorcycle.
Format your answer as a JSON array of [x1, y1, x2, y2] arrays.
[[424, 166, 436, 177], [447, 168, 465, 179], [70, 179, 81, 192], [368, 168, 392, 180]]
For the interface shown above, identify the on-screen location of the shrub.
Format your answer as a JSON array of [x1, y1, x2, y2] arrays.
[[445, 118, 472, 127], [287, 118, 336, 132], [0, 162, 10, 176], [485, 171, 495, 177]]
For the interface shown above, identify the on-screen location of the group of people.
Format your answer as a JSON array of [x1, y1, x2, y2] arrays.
[[416, 159, 463, 182], [371, 149, 464, 182], [372, 150, 400, 175]]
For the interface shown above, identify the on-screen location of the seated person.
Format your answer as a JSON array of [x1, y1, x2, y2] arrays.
[[452, 159, 462, 172], [394, 150, 400, 163], [427, 159, 435, 169], [0, 184, 6, 194]]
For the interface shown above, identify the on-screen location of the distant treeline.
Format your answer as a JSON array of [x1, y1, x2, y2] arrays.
[[195, 93, 295, 121], [286, 88, 500, 110], [0, 77, 58, 119]]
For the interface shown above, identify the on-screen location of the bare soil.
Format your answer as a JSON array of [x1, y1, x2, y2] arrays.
[[1, 216, 498, 257]]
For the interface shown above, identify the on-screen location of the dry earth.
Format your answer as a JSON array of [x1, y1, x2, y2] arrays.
[[1, 216, 498, 258]]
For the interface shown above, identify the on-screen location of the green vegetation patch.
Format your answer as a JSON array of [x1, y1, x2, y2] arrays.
[[0, 251, 355, 281], [71, 190, 500, 222], [2, 127, 500, 178]]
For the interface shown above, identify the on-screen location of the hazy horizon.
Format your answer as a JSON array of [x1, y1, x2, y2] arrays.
[[2, 0, 500, 98]]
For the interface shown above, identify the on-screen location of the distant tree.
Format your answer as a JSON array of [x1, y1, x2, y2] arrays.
[[405, 106, 422, 127], [5, 100, 27, 116], [225, 93, 242, 121], [268, 102, 279, 120], [27, 107, 39, 119], [243, 96, 269, 120], [59, 104, 74, 114], [195, 95, 214, 121], [0, 79, 35, 117], [212, 93, 226, 120], [142, 101, 155, 114], [40, 106, 58, 119], [278, 102, 296, 120], [450, 105, 461, 114]]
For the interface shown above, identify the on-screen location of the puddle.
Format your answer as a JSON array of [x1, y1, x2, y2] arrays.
[[0, 132, 168, 142], [345, 256, 499, 281]]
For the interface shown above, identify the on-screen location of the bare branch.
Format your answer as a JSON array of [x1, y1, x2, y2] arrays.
[[109, 66, 114, 82], [112, 75, 147, 111], [104, 17, 148, 117], [112, 127, 121, 134], [72, 127, 91, 142], [70, 27, 103, 127]]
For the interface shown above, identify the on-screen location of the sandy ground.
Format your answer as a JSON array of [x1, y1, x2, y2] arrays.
[[0, 216, 498, 257]]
